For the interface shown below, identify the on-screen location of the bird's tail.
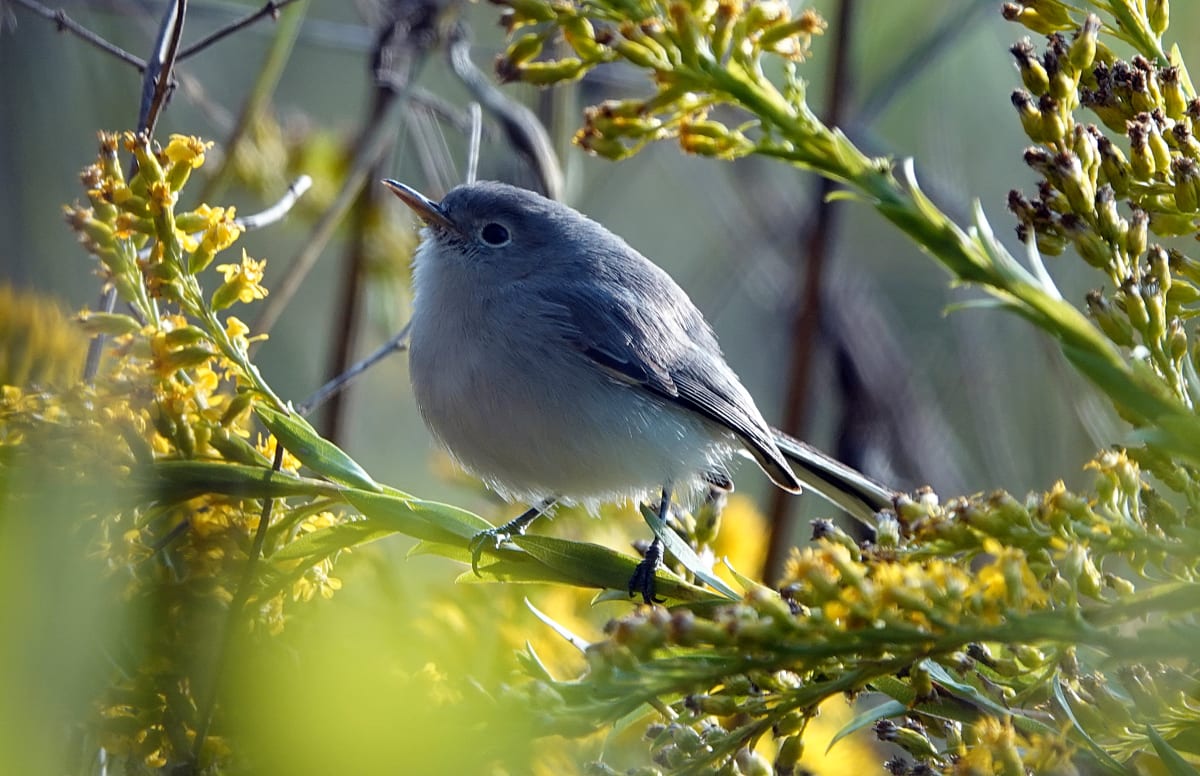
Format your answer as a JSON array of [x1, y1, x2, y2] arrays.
[[770, 428, 897, 525]]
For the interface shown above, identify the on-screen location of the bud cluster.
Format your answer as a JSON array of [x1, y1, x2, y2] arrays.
[[508, 437, 1200, 772], [1005, 11, 1200, 403], [490, 0, 826, 160], [64, 132, 262, 324]]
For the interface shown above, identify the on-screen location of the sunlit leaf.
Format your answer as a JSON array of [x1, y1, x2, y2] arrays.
[[255, 405, 380, 491]]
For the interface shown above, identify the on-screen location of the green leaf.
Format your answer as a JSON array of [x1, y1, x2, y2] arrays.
[[516, 641, 556, 682], [147, 460, 339, 501], [407, 540, 472, 562], [827, 699, 906, 753], [526, 598, 591, 651], [1051, 677, 1128, 776], [161, 345, 219, 372], [639, 503, 740, 601], [1147, 724, 1200, 776], [272, 490, 491, 561], [254, 405, 380, 491], [1130, 421, 1200, 468], [722, 557, 774, 596], [454, 555, 583, 586], [921, 662, 1030, 727], [1059, 343, 1179, 426], [943, 297, 1025, 315], [78, 311, 143, 337], [513, 535, 720, 603], [207, 430, 272, 467], [270, 519, 398, 561], [342, 488, 489, 545]]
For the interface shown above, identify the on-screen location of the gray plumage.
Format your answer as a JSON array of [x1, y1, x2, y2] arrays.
[[392, 179, 802, 510]]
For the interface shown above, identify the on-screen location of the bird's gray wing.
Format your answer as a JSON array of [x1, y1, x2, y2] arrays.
[[536, 281, 800, 492]]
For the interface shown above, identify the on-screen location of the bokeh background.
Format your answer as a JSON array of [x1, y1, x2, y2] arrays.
[[4, 1, 1196, 772]]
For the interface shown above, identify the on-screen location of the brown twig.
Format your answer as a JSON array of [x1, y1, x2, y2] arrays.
[[447, 24, 563, 200], [178, 0, 302, 61], [137, 0, 188, 135], [763, 0, 856, 583], [321, 158, 383, 442], [320, 0, 453, 438], [9, 0, 147, 70]]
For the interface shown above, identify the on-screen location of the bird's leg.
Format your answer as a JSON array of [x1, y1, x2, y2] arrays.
[[469, 497, 557, 576], [629, 487, 672, 604]]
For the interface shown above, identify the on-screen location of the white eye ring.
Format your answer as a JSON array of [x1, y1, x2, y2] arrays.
[[479, 222, 511, 247]]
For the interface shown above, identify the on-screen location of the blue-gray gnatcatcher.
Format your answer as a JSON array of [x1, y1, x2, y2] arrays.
[[382, 179, 894, 601]]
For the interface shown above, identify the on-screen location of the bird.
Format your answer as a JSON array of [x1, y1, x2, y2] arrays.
[[382, 178, 895, 602]]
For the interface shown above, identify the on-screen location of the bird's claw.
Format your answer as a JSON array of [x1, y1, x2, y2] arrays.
[[468, 526, 516, 576], [628, 539, 666, 604]]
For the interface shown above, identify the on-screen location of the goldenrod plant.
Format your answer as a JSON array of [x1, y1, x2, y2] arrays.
[[1, 0, 1199, 773], [478, 0, 1200, 773], [0, 130, 737, 772]]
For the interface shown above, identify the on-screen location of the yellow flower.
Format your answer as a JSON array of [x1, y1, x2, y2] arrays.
[[212, 251, 268, 310], [709, 494, 768, 582], [163, 134, 213, 168], [224, 315, 267, 352], [256, 433, 302, 474], [177, 204, 242, 272], [197, 204, 242, 254], [147, 180, 175, 215], [299, 511, 340, 533]]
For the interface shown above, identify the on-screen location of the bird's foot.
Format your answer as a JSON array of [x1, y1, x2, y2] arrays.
[[468, 501, 552, 576], [628, 537, 666, 604], [468, 523, 522, 576]]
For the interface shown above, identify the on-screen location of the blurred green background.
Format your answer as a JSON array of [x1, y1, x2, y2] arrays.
[[4, 1, 1196, 772]]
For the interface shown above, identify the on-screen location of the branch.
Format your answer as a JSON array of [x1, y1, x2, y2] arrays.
[[9, 0, 146, 70], [235, 175, 313, 231], [178, 0, 303, 61]]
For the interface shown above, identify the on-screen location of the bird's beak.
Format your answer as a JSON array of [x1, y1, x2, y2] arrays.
[[382, 179, 456, 231]]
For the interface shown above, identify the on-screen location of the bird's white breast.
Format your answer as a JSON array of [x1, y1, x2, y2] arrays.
[[407, 243, 736, 508]]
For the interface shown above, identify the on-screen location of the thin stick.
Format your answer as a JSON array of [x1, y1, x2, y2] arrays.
[[178, 0, 303, 61], [137, 0, 189, 135], [321, 163, 378, 441], [764, 0, 856, 582], [10, 0, 147, 70], [235, 175, 313, 230], [410, 87, 480, 134], [405, 104, 457, 195], [299, 322, 411, 417], [465, 102, 482, 185], [447, 26, 562, 200], [190, 442, 285, 766]]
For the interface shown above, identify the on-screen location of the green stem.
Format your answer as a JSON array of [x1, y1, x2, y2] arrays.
[[202, 307, 287, 411]]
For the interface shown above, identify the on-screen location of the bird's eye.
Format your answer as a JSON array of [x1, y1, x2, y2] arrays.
[[479, 222, 511, 246]]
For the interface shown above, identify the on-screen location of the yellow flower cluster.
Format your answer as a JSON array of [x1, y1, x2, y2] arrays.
[[0, 284, 87, 388], [492, 0, 827, 160], [65, 131, 268, 326], [0, 131, 352, 770], [781, 537, 1050, 635]]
